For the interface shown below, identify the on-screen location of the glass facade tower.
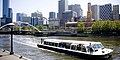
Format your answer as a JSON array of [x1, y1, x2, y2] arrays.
[[3, 0, 9, 17]]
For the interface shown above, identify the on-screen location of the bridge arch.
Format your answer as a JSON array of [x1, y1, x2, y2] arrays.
[[0, 21, 42, 32]]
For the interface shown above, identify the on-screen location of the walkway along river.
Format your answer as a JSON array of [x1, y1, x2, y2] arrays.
[[0, 35, 120, 60]]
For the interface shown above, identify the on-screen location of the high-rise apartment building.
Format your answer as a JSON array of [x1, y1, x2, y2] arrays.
[[119, 14, 120, 20], [61, 10, 77, 26], [99, 4, 112, 20], [1, 0, 12, 26], [31, 11, 43, 18], [62, 10, 77, 22], [16, 13, 27, 21], [8, 8, 13, 19], [91, 5, 100, 20], [0, 0, 1, 17], [49, 12, 56, 19], [31, 11, 44, 26], [113, 5, 119, 20], [58, 0, 68, 19], [68, 4, 83, 17], [3, 0, 9, 17], [58, 0, 68, 28]]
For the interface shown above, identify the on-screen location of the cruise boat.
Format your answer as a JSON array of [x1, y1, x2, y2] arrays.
[[37, 39, 113, 59]]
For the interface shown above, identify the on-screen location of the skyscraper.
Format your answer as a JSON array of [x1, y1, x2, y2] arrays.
[[8, 8, 13, 19], [113, 5, 119, 20], [99, 4, 112, 20], [31, 11, 43, 18], [58, 0, 68, 27], [31, 11, 44, 26], [1, 0, 12, 26], [0, 0, 2, 17], [91, 5, 100, 20], [62, 10, 77, 22], [3, 0, 9, 17], [16, 13, 27, 21], [58, 0, 68, 19], [68, 4, 83, 17], [49, 12, 56, 19]]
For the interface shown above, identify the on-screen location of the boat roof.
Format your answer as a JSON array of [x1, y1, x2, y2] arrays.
[[43, 39, 102, 45]]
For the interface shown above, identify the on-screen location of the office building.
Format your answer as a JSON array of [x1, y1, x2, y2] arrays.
[[31, 17, 43, 26], [8, 8, 13, 19], [58, 0, 68, 19], [49, 19, 60, 30], [61, 10, 77, 27], [113, 5, 119, 20], [57, 13, 59, 18], [91, 5, 100, 20], [99, 4, 112, 20], [0, 0, 1, 17], [16, 13, 27, 21], [49, 12, 56, 19], [68, 4, 83, 17], [1, 0, 13, 26], [31, 11, 43, 18], [3, 0, 9, 17], [22, 17, 31, 24], [0, 18, 1, 26], [119, 14, 120, 20], [31, 11, 44, 26]]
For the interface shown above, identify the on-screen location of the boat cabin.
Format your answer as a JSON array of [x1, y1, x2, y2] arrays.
[[40, 39, 104, 53]]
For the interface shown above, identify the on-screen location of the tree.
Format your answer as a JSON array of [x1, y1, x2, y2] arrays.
[[36, 26, 44, 31], [77, 22, 85, 33], [92, 20, 120, 35], [21, 26, 30, 30], [115, 21, 120, 34], [92, 20, 102, 34]]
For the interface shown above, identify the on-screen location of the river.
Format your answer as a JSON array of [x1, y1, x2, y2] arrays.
[[0, 35, 120, 60]]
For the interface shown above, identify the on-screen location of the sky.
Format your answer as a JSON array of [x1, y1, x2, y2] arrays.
[[0, 0, 120, 22]]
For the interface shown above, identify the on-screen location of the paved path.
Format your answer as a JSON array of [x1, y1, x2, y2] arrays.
[[0, 49, 31, 60]]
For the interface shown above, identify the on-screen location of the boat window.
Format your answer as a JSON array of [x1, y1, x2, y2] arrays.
[[77, 44, 82, 51], [71, 45, 76, 50], [92, 44, 104, 49], [44, 41, 46, 45], [59, 43, 65, 48], [65, 43, 71, 49], [49, 42, 52, 46], [51, 42, 54, 46], [81, 46, 87, 52], [55, 43, 58, 47]]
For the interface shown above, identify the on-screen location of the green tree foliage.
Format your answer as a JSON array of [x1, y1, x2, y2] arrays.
[[14, 26, 20, 31], [77, 22, 85, 33], [92, 20, 120, 34], [92, 20, 102, 33], [36, 26, 44, 31], [21, 26, 30, 30]]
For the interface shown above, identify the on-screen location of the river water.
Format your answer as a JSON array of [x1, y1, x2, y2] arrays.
[[0, 35, 120, 60]]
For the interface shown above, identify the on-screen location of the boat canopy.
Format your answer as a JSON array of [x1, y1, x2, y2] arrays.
[[43, 39, 102, 46]]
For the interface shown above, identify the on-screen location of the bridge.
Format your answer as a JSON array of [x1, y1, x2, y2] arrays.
[[0, 21, 42, 35]]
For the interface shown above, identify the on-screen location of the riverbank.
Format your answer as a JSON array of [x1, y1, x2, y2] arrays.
[[0, 49, 31, 60], [0, 31, 120, 37]]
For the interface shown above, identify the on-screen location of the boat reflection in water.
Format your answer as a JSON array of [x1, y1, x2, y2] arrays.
[[37, 39, 113, 59]]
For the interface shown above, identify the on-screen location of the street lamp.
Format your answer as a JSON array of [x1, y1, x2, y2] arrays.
[[7, 23, 15, 55]]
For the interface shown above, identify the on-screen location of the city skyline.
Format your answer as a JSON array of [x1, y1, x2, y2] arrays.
[[0, 0, 120, 22]]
